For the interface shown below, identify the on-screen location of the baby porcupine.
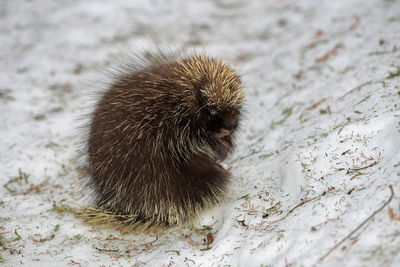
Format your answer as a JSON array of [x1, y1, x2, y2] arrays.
[[81, 53, 244, 231]]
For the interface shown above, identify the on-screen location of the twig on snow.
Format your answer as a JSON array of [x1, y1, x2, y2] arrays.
[[319, 185, 394, 262], [165, 250, 180, 256], [269, 189, 334, 225], [346, 161, 377, 174]]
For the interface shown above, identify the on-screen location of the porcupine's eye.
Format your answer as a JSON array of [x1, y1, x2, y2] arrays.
[[202, 106, 221, 132], [208, 107, 218, 117]]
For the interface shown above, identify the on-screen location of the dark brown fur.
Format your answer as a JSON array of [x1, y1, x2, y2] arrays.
[[82, 54, 244, 230]]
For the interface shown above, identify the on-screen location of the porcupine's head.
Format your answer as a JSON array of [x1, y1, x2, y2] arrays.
[[174, 55, 244, 161]]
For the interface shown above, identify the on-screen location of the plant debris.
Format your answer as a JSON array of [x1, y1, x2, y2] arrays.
[[316, 48, 338, 63], [319, 185, 394, 262], [388, 207, 400, 221], [52, 202, 78, 216], [387, 67, 400, 79]]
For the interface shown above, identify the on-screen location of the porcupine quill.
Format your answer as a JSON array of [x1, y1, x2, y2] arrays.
[[79, 51, 244, 231]]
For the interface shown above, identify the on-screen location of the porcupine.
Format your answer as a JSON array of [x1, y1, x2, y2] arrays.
[[80, 52, 244, 231]]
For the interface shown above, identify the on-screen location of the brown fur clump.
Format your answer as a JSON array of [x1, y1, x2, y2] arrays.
[[80, 53, 244, 231]]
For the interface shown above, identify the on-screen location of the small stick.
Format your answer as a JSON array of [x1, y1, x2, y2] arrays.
[[95, 247, 119, 253], [165, 250, 180, 256], [319, 185, 394, 262], [269, 189, 333, 225], [142, 236, 158, 247], [184, 258, 195, 264], [347, 161, 377, 174]]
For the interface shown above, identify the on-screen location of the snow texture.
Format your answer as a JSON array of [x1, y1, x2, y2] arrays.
[[1, 0, 400, 266]]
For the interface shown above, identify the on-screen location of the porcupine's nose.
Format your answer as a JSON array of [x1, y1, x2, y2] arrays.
[[217, 116, 238, 138]]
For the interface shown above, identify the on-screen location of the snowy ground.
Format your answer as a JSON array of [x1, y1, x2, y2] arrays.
[[1, 0, 400, 266]]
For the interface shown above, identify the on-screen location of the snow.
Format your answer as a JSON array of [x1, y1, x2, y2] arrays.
[[1, 0, 400, 266]]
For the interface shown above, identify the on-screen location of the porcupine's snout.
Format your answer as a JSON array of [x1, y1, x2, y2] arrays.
[[216, 114, 239, 138]]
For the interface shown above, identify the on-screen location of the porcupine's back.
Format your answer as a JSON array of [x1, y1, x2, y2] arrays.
[[81, 55, 239, 230]]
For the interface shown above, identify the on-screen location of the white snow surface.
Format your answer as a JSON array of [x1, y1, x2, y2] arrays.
[[1, 0, 400, 266]]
